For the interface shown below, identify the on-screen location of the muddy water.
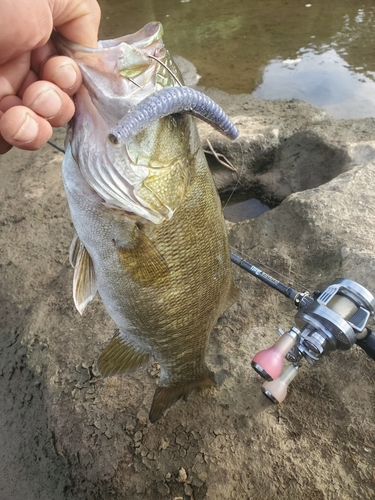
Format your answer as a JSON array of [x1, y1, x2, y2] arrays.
[[98, 0, 375, 119]]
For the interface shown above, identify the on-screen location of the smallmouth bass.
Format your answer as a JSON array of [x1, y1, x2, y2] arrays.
[[57, 22, 238, 422]]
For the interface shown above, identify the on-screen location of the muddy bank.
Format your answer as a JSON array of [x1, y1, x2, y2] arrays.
[[0, 92, 375, 499]]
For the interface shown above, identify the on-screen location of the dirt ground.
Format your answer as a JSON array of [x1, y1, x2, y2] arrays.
[[1, 94, 375, 500]]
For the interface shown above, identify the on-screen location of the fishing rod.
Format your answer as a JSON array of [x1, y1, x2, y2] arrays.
[[231, 252, 375, 404], [48, 141, 375, 404]]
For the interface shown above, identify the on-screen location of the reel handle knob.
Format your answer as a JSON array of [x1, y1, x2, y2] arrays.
[[251, 330, 298, 381], [262, 364, 299, 404]]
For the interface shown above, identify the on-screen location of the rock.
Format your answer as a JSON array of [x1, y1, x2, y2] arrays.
[[196, 88, 375, 206]]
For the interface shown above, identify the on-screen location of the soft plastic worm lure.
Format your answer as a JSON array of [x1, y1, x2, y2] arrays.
[[108, 86, 239, 145]]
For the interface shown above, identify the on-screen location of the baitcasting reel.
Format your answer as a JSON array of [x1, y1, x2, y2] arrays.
[[231, 253, 375, 404]]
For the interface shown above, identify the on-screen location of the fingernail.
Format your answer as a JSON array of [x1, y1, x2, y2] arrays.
[[29, 88, 63, 119], [12, 113, 39, 142], [52, 64, 78, 90]]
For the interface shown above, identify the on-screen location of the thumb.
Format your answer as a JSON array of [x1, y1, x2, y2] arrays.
[[52, 0, 101, 48]]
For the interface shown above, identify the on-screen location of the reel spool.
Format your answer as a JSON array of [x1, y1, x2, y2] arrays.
[[231, 254, 375, 404]]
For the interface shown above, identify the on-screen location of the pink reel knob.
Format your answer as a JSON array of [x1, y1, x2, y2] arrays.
[[262, 364, 299, 404], [251, 332, 297, 381]]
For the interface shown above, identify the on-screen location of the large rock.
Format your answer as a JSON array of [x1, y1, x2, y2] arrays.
[[197, 87, 375, 204], [1, 94, 375, 500]]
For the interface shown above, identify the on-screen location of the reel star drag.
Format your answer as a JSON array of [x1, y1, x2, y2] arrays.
[[231, 253, 375, 403]]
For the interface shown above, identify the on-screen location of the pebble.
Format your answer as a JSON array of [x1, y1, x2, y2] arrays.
[[134, 431, 142, 442], [177, 468, 187, 483], [159, 438, 169, 450], [136, 409, 148, 426]]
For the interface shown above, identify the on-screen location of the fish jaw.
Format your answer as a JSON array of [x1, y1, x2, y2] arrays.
[[54, 22, 182, 125]]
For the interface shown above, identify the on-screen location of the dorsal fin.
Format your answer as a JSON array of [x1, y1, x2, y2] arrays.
[[71, 236, 97, 314], [97, 330, 151, 377]]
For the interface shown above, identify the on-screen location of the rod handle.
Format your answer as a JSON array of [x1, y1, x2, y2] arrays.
[[356, 329, 375, 361]]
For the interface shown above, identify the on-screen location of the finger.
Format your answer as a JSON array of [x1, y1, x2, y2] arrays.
[[52, 0, 101, 48], [31, 40, 58, 75], [18, 70, 39, 98], [0, 95, 23, 112], [0, 110, 12, 154], [0, 135, 13, 154], [40, 56, 82, 95], [0, 2, 52, 65], [0, 106, 52, 150], [0, 52, 31, 100], [22, 81, 75, 127]]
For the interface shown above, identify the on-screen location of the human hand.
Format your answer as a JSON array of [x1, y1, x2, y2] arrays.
[[0, 0, 101, 154]]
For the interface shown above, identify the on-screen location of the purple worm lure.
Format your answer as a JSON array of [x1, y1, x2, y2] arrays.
[[108, 86, 239, 145]]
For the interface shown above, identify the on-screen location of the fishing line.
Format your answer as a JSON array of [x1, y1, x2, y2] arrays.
[[204, 139, 236, 171], [47, 140, 65, 154], [221, 139, 245, 212], [147, 54, 183, 87]]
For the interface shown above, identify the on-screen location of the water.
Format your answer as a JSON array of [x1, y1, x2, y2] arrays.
[[98, 0, 375, 119], [223, 198, 270, 223]]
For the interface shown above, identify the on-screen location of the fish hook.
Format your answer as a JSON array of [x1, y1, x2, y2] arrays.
[[147, 54, 183, 87]]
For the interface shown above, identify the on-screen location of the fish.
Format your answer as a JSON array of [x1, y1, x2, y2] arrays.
[[56, 22, 239, 422]]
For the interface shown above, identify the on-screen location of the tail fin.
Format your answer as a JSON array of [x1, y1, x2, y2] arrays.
[[149, 368, 216, 423]]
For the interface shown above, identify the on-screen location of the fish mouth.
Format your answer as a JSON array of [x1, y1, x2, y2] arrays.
[[53, 22, 182, 120]]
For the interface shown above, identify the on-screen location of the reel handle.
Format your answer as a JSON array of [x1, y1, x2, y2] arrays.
[[251, 328, 298, 381], [356, 329, 375, 361], [262, 364, 299, 404]]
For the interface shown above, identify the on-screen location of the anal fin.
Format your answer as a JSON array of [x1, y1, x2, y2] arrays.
[[149, 367, 216, 423], [98, 330, 151, 377]]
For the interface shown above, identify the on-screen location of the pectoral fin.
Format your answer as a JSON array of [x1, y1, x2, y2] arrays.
[[117, 228, 169, 283], [70, 236, 97, 314], [149, 367, 216, 423], [98, 330, 151, 377]]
